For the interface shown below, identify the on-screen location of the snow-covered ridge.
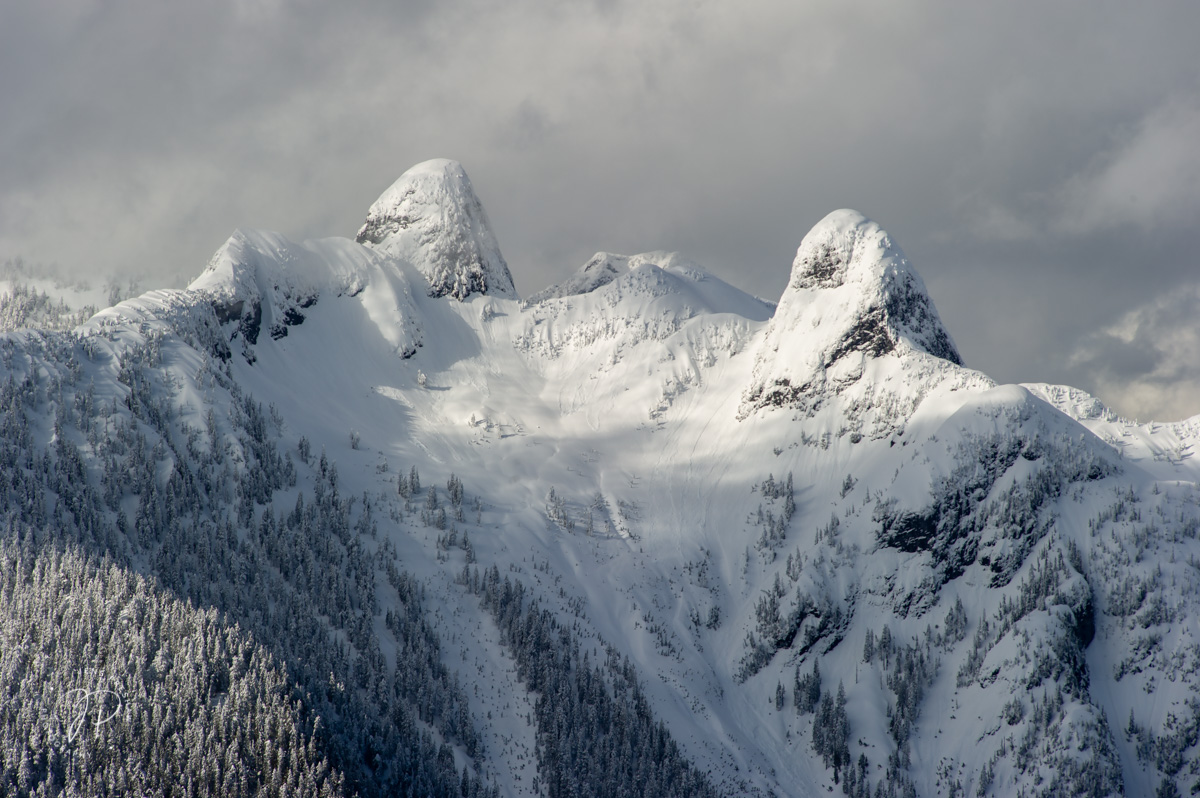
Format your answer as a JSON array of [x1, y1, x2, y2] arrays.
[[507, 251, 773, 420], [188, 228, 425, 361], [525, 251, 630, 304], [1025, 382, 1200, 480], [516, 251, 772, 359], [525, 250, 750, 306], [356, 159, 516, 301]]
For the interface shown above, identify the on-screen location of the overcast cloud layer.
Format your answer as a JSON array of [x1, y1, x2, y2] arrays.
[[3, 0, 1200, 421]]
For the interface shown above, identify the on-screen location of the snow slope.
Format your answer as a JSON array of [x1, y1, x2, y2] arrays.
[[4, 161, 1200, 798]]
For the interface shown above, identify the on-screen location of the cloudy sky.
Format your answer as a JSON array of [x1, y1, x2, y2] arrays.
[[3, 1, 1199, 420]]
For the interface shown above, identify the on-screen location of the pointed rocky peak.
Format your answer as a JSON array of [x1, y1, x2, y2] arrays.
[[741, 209, 964, 420], [356, 159, 517, 301], [785, 209, 961, 364]]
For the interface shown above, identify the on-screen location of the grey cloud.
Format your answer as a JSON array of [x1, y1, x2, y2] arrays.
[[1073, 336, 1163, 384], [1065, 286, 1200, 421], [1056, 98, 1200, 234]]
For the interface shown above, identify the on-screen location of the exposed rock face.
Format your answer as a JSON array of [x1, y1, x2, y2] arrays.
[[357, 159, 517, 301], [742, 209, 968, 422]]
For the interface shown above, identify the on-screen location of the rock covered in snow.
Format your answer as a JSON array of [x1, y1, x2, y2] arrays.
[[188, 228, 424, 361], [356, 159, 517, 301], [742, 209, 965, 418], [526, 252, 666, 304], [526, 252, 628, 304], [514, 249, 772, 371]]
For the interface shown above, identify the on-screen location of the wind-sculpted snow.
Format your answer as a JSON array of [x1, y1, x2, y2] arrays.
[[357, 159, 516, 301], [5, 165, 1200, 797]]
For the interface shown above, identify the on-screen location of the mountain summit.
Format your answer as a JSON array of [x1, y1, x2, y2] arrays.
[[356, 159, 517, 301], [742, 209, 964, 419]]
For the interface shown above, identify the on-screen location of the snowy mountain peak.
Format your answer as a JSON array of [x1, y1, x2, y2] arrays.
[[356, 159, 517, 301], [742, 209, 968, 422], [525, 252, 630, 304], [786, 209, 961, 363]]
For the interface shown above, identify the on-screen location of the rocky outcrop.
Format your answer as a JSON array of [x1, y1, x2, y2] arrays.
[[357, 159, 516, 301]]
